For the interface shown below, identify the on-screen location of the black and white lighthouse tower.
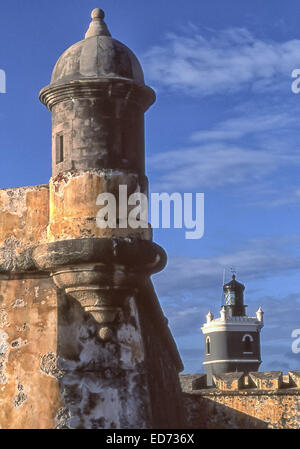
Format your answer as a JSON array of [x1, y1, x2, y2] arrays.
[[201, 274, 264, 385]]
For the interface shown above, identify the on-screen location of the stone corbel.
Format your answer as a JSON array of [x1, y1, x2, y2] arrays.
[[52, 265, 131, 341], [31, 238, 167, 340]]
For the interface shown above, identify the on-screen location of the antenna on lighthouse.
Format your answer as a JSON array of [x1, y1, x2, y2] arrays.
[[230, 266, 236, 279], [221, 268, 226, 307]]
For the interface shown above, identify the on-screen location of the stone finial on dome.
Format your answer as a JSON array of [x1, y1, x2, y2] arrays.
[[85, 8, 111, 39]]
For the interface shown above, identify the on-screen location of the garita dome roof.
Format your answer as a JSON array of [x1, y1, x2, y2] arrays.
[[49, 8, 145, 86]]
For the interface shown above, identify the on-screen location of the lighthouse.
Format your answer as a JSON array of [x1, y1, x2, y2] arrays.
[[201, 275, 264, 385]]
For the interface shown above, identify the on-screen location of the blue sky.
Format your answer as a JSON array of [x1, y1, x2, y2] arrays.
[[1, 0, 300, 373]]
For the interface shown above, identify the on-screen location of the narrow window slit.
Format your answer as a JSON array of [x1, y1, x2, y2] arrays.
[[56, 134, 64, 164], [206, 337, 211, 355]]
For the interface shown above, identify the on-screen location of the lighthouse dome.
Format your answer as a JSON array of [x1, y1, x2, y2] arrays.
[[223, 274, 245, 293]]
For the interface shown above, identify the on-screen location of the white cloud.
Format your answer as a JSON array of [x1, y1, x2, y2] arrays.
[[154, 236, 300, 300], [252, 187, 300, 207], [190, 111, 297, 142], [149, 142, 300, 191], [149, 104, 300, 191], [143, 27, 300, 95]]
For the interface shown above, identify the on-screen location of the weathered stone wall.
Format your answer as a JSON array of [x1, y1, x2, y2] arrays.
[[0, 186, 49, 245], [0, 185, 62, 428], [0, 184, 184, 429], [180, 372, 300, 429], [48, 170, 150, 242], [52, 279, 185, 429], [0, 186, 49, 271], [55, 289, 152, 429], [134, 280, 185, 429], [50, 96, 146, 177], [0, 274, 60, 429]]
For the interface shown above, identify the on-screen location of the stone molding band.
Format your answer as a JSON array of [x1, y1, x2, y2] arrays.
[[32, 238, 167, 274], [39, 79, 156, 111]]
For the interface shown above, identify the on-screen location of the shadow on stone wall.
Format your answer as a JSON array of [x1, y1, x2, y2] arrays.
[[183, 394, 268, 429]]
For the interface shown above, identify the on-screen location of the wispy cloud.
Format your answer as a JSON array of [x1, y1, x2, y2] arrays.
[[143, 27, 300, 95], [154, 235, 300, 301], [253, 187, 300, 207], [190, 111, 297, 143], [149, 105, 300, 191], [150, 142, 300, 191]]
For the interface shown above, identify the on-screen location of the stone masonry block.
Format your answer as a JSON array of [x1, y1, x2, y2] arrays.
[[213, 372, 244, 391], [191, 374, 207, 390], [288, 371, 300, 388], [249, 371, 283, 390]]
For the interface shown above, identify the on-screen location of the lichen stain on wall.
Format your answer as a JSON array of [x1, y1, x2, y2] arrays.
[[0, 329, 9, 385], [117, 297, 145, 367], [56, 293, 151, 429]]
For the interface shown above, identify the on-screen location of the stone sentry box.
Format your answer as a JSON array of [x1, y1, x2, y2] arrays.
[[0, 9, 185, 429]]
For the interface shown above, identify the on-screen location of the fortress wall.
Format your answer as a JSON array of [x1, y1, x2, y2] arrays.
[[180, 373, 300, 429], [0, 275, 60, 429], [0, 185, 61, 429], [0, 185, 49, 271], [0, 186, 49, 245]]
